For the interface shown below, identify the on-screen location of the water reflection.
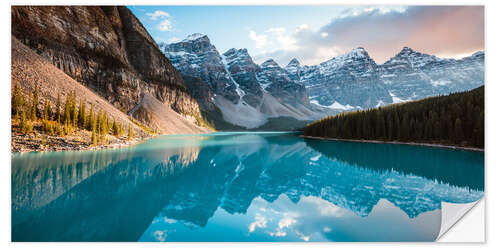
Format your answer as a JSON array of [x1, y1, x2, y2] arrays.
[[11, 132, 484, 242]]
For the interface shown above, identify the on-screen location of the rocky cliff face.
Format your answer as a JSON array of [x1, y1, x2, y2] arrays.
[[257, 58, 309, 105], [11, 6, 203, 121], [222, 48, 262, 107], [287, 47, 484, 109], [159, 33, 240, 104]]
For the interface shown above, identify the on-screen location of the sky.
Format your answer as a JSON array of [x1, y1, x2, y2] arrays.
[[128, 5, 484, 66]]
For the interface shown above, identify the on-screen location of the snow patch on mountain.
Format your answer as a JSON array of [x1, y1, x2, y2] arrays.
[[311, 100, 355, 111], [389, 91, 410, 104], [430, 79, 451, 87], [221, 53, 246, 99], [182, 33, 206, 42]]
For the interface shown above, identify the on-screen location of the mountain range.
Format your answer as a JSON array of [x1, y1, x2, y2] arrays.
[[160, 34, 484, 129], [160, 34, 329, 129], [11, 6, 485, 135]]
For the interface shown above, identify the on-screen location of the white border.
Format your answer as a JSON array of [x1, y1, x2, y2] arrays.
[[2, 0, 497, 249], [439, 199, 485, 242]]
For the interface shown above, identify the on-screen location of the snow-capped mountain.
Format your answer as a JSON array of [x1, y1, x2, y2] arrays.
[[287, 46, 484, 109], [379, 48, 484, 103], [160, 34, 330, 129], [257, 59, 309, 105], [160, 33, 484, 129], [222, 48, 262, 107], [159, 33, 240, 104]]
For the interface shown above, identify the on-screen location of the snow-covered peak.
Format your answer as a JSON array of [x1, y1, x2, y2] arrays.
[[224, 48, 237, 55], [384, 46, 440, 68], [223, 48, 255, 69], [317, 47, 375, 73], [347, 47, 370, 58], [163, 32, 218, 55], [182, 33, 208, 42], [223, 48, 250, 58], [261, 59, 280, 68], [285, 58, 302, 77], [399, 46, 415, 54], [287, 58, 301, 67]]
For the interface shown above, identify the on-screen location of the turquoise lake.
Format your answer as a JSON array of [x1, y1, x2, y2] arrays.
[[11, 132, 484, 242]]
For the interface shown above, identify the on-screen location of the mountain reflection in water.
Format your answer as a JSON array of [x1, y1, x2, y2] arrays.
[[11, 132, 483, 242]]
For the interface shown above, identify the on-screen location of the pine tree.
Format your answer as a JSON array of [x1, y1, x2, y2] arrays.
[[20, 109, 27, 133], [303, 86, 484, 148], [87, 104, 95, 131], [96, 110, 102, 135], [56, 93, 61, 124], [455, 118, 464, 144], [119, 123, 124, 136], [71, 92, 78, 128], [12, 84, 23, 118], [401, 114, 409, 141], [112, 119, 119, 136], [91, 119, 98, 145], [31, 86, 39, 121], [63, 94, 71, 125], [78, 99, 86, 128], [128, 124, 134, 140], [20, 109, 33, 135], [43, 100, 52, 121]]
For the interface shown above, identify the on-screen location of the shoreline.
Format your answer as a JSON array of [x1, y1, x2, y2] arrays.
[[11, 132, 153, 153], [300, 135, 484, 152], [11, 132, 485, 153]]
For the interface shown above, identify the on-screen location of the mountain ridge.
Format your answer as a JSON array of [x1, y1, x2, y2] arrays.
[[160, 34, 331, 129], [160, 33, 483, 129]]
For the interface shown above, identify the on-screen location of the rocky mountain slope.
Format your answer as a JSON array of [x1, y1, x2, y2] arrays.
[[287, 47, 484, 109], [12, 37, 149, 151], [160, 34, 330, 129], [11, 6, 209, 135]]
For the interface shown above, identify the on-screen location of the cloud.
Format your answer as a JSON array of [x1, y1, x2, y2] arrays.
[[248, 213, 267, 233], [249, 30, 268, 49], [316, 6, 484, 62], [146, 10, 174, 32], [278, 217, 297, 229], [268, 214, 297, 238], [146, 10, 170, 20], [253, 6, 484, 65], [158, 19, 172, 31], [168, 37, 181, 43]]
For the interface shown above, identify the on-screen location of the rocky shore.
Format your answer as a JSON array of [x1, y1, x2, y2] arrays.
[[11, 128, 149, 153]]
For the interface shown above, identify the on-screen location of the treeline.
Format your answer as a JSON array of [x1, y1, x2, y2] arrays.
[[304, 86, 484, 148], [12, 85, 135, 145]]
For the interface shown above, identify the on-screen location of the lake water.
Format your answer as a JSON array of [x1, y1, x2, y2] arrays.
[[11, 132, 484, 242]]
